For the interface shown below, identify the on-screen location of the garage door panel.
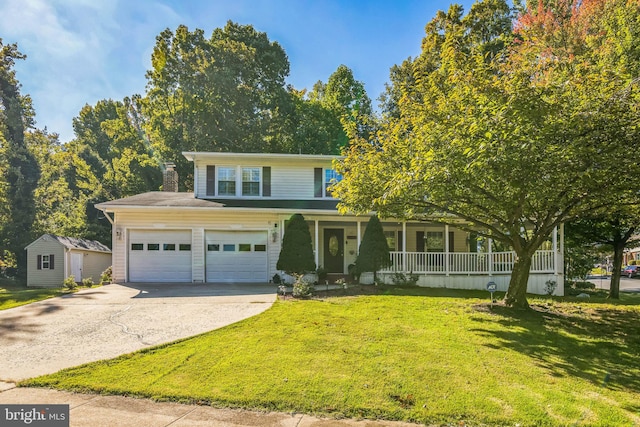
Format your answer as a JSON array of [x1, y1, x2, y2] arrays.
[[129, 230, 192, 282], [206, 231, 268, 282]]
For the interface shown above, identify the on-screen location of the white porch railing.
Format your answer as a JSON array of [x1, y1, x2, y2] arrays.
[[382, 250, 555, 275]]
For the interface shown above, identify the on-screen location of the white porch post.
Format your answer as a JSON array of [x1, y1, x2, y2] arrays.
[[552, 226, 558, 275], [357, 220, 362, 253], [445, 224, 450, 276], [488, 238, 493, 276], [314, 219, 319, 268], [559, 223, 565, 279], [402, 221, 407, 272]]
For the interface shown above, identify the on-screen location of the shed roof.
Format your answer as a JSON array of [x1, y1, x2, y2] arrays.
[[26, 234, 111, 253]]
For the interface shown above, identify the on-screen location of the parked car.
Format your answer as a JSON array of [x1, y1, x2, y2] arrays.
[[623, 265, 640, 277]]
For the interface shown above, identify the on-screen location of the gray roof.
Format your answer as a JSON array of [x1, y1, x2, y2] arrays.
[[95, 192, 339, 211], [95, 192, 225, 209], [46, 235, 111, 253]]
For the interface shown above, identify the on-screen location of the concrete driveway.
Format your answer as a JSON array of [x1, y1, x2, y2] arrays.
[[0, 283, 275, 385]]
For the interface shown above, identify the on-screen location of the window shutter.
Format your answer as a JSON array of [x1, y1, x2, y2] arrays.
[[416, 232, 425, 252], [50, 254, 55, 270], [314, 168, 323, 198], [37, 255, 42, 270], [206, 165, 215, 196], [448, 231, 455, 253], [262, 167, 271, 197], [398, 231, 403, 251]]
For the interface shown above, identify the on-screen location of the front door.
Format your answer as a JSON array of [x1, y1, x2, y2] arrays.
[[323, 229, 344, 273]]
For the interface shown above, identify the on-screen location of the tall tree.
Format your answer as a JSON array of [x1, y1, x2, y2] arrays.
[[566, 213, 640, 299], [143, 22, 292, 187], [309, 65, 375, 148], [334, 0, 640, 308], [0, 40, 40, 277]]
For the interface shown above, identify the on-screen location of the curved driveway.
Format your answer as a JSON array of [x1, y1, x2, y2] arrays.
[[0, 283, 275, 385]]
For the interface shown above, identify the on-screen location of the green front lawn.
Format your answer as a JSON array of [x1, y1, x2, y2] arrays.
[[23, 287, 640, 426], [0, 282, 64, 310]]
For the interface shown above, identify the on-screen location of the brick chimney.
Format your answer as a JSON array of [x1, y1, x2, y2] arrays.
[[163, 162, 178, 192]]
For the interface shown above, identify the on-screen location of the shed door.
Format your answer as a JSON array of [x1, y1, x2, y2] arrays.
[[71, 253, 83, 280], [128, 230, 192, 282]]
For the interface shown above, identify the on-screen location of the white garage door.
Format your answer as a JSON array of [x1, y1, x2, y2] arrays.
[[206, 231, 268, 282], [128, 230, 192, 282]]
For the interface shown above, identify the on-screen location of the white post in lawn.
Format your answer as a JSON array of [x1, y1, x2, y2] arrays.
[[315, 219, 319, 269], [445, 224, 450, 277], [357, 220, 361, 254]]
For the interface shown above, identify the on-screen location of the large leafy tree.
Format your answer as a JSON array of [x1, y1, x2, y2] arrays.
[[143, 22, 292, 187], [68, 97, 161, 243], [309, 65, 375, 147], [0, 40, 40, 277], [334, 0, 640, 308]]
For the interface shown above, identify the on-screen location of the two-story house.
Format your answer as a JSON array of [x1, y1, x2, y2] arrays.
[[96, 151, 564, 295]]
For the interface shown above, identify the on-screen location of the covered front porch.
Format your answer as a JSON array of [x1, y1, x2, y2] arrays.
[[289, 216, 564, 296]]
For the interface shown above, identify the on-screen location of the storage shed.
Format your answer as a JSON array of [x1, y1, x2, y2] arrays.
[[25, 234, 112, 287]]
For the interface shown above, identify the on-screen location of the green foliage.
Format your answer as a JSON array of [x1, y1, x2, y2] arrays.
[[335, 0, 640, 308], [391, 272, 419, 287], [0, 39, 40, 278], [100, 266, 112, 285], [316, 267, 327, 282], [544, 280, 557, 296], [63, 275, 77, 290], [276, 214, 316, 275], [82, 277, 94, 288], [355, 216, 390, 281], [291, 274, 314, 298]]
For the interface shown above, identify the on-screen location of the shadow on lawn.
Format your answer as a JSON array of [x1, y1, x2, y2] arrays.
[[470, 304, 640, 393]]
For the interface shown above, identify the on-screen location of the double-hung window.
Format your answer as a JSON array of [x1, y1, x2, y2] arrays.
[[324, 169, 342, 197], [242, 167, 260, 196], [218, 167, 236, 196], [42, 255, 50, 269]]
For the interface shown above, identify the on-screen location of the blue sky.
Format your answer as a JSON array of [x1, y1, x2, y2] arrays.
[[2, 0, 475, 142]]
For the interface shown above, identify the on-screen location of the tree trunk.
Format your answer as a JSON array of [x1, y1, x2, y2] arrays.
[[608, 243, 624, 300], [504, 253, 532, 308]]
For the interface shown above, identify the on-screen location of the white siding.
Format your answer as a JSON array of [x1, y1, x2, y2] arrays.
[[192, 157, 334, 200], [68, 250, 111, 283], [26, 237, 65, 287]]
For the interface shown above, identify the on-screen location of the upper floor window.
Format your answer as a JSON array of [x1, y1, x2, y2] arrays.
[[324, 169, 342, 197], [242, 167, 260, 196], [218, 167, 236, 196]]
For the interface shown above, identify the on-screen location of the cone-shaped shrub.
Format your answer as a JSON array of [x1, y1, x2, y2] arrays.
[[356, 215, 390, 282], [277, 213, 316, 275]]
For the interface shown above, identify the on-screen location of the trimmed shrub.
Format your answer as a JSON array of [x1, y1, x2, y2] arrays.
[[356, 215, 390, 282], [277, 213, 316, 275]]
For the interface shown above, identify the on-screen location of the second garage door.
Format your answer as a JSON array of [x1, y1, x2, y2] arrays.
[[128, 230, 192, 282], [205, 231, 268, 282]]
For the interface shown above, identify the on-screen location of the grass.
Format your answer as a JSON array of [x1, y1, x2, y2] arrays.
[[22, 287, 640, 426], [0, 280, 65, 310]]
